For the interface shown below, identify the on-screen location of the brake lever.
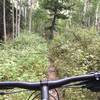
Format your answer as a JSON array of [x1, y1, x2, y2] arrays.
[[88, 72, 100, 80]]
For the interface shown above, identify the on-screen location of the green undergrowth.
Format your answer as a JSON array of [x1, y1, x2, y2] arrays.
[[49, 27, 100, 99], [0, 33, 48, 81], [0, 32, 48, 99]]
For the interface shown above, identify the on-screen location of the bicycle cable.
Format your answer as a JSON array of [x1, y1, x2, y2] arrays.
[[27, 91, 40, 100], [32, 93, 40, 100], [49, 93, 56, 100], [55, 89, 60, 100]]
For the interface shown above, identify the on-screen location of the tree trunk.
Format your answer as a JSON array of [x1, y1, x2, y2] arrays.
[[28, 0, 37, 33], [12, 0, 15, 40], [83, 0, 87, 16], [50, 10, 57, 40], [3, 0, 7, 42], [24, 7, 27, 28], [28, 0, 33, 33], [16, 0, 18, 37], [18, 0, 21, 36], [83, 0, 91, 26], [95, 1, 100, 32]]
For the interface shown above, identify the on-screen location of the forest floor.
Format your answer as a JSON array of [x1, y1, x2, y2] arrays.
[[0, 32, 48, 100]]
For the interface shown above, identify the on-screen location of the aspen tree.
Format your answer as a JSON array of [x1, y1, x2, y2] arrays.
[[3, 0, 7, 42]]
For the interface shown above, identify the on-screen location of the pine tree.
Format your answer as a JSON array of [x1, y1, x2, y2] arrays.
[[41, 0, 74, 40]]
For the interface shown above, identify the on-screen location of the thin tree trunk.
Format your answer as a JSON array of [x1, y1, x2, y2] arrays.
[[95, 1, 100, 31], [12, 0, 15, 40], [50, 9, 57, 40], [3, 0, 7, 42], [16, 0, 18, 37], [83, 0, 91, 26], [24, 7, 27, 28], [18, 0, 21, 36], [83, 0, 87, 16], [95, 3, 99, 26], [28, 0, 37, 33], [29, 0, 32, 33], [83, 0, 88, 26]]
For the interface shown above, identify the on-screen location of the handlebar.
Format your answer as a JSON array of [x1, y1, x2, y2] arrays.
[[0, 72, 99, 90], [0, 72, 100, 100]]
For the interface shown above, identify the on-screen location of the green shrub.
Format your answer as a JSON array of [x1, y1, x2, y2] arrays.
[[0, 32, 48, 100], [49, 27, 100, 99]]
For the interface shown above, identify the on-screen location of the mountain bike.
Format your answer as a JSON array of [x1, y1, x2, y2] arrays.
[[0, 72, 100, 100]]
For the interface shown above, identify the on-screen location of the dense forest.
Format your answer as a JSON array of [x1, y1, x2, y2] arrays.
[[0, 0, 100, 100]]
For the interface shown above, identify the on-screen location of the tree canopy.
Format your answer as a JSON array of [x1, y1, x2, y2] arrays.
[[40, 0, 74, 40]]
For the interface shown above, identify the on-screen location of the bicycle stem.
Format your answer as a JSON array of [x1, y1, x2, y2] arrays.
[[41, 85, 49, 100], [40, 80, 49, 100]]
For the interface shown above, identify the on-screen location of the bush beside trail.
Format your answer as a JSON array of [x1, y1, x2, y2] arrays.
[[0, 32, 48, 100], [49, 27, 100, 99]]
